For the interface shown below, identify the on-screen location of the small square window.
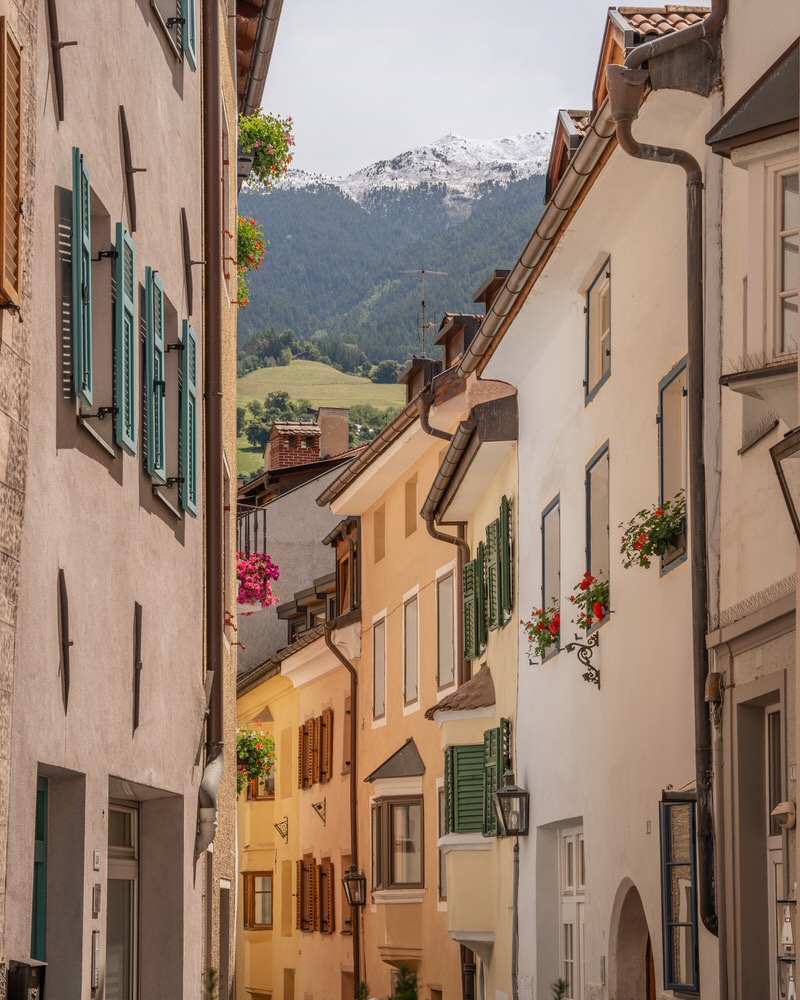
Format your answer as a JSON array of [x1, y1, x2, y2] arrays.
[[585, 257, 611, 400], [372, 797, 424, 891], [243, 871, 273, 930]]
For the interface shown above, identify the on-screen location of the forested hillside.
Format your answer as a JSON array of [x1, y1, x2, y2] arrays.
[[238, 174, 546, 361]]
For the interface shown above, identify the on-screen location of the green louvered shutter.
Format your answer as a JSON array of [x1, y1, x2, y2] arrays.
[[182, 0, 197, 71], [145, 267, 166, 482], [476, 541, 487, 652], [180, 319, 198, 515], [444, 746, 455, 834], [486, 518, 500, 630], [71, 147, 92, 407], [483, 719, 512, 837], [452, 745, 485, 833], [462, 559, 477, 659], [114, 224, 136, 454], [500, 496, 513, 622]]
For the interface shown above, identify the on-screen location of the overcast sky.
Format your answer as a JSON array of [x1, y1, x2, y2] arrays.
[[261, 0, 630, 177]]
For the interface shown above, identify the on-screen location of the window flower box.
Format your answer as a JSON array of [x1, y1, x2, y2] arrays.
[[569, 572, 610, 630], [619, 491, 686, 569], [521, 603, 560, 663]]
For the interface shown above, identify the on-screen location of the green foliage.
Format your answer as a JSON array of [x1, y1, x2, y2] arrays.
[[237, 215, 267, 307], [356, 984, 369, 1000], [569, 572, 610, 631], [236, 406, 246, 437], [550, 980, 569, 1000], [619, 490, 686, 569], [236, 728, 276, 795], [203, 968, 218, 1000], [349, 403, 399, 447], [238, 110, 294, 188], [388, 965, 418, 1000], [242, 391, 314, 448], [371, 359, 404, 384]]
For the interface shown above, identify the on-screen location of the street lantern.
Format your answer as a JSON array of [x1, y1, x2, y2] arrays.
[[342, 865, 367, 907], [771, 427, 800, 543], [492, 770, 530, 837]]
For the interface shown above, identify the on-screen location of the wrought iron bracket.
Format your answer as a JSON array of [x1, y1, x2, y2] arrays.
[[166, 341, 185, 352], [166, 16, 186, 26], [80, 405, 118, 420], [274, 817, 289, 842], [311, 799, 327, 826], [564, 631, 600, 688], [93, 248, 118, 262], [0, 300, 22, 322]]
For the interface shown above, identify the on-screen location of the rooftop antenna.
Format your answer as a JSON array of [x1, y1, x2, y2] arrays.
[[399, 268, 448, 357]]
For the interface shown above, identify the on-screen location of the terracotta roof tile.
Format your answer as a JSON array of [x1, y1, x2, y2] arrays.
[[616, 6, 709, 37], [424, 664, 496, 720], [566, 110, 592, 137]]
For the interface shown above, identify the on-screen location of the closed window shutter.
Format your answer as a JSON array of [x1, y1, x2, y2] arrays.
[[500, 496, 513, 621], [311, 861, 321, 932], [182, 0, 197, 71], [71, 147, 93, 407], [320, 708, 333, 783], [321, 860, 334, 933], [0, 20, 23, 305], [114, 224, 136, 454], [476, 541, 487, 652], [180, 320, 198, 514], [462, 560, 477, 659], [144, 267, 166, 482], [297, 724, 305, 789], [295, 859, 303, 930], [444, 746, 455, 834], [451, 744, 485, 833], [486, 519, 500, 630], [311, 716, 321, 785]]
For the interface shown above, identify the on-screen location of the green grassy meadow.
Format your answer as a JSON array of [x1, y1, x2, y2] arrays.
[[237, 360, 405, 477]]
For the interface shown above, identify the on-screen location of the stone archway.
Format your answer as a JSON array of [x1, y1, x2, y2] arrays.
[[608, 879, 654, 1000]]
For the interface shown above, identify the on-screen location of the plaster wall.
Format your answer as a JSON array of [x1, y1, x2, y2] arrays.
[[485, 89, 717, 999], [5, 1, 205, 992]]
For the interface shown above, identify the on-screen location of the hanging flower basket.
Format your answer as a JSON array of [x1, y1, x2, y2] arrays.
[[236, 215, 267, 308], [521, 603, 560, 662], [236, 551, 279, 612], [619, 490, 686, 569], [237, 110, 294, 188], [569, 572, 610, 630], [236, 728, 276, 795]]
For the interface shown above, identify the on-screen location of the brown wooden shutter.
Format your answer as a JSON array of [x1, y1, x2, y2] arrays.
[[343, 695, 352, 775], [295, 860, 303, 929], [297, 725, 304, 789], [311, 860, 321, 932], [311, 716, 321, 785], [321, 859, 334, 933], [320, 708, 333, 783], [0, 19, 22, 305]]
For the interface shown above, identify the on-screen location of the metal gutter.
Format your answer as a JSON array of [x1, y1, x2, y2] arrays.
[[240, 0, 284, 115]]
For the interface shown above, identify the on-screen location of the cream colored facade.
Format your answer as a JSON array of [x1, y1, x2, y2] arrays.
[[235, 631, 355, 1000]]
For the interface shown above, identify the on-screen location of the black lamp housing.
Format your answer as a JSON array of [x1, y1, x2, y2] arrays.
[[492, 770, 530, 837], [342, 864, 367, 907]]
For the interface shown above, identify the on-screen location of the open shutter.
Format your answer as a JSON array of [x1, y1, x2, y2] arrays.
[[182, 0, 197, 71], [452, 744, 485, 833], [180, 320, 198, 514], [298, 724, 308, 789], [320, 708, 333, 783], [444, 747, 455, 834], [476, 541, 487, 652], [483, 719, 512, 837], [114, 224, 136, 454], [311, 861, 321, 932], [321, 860, 334, 933], [71, 147, 92, 407], [295, 860, 303, 930], [462, 560, 477, 659], [0, 20, 23, 305], [144, 267, 166, 481], [311, 716, 321, 785], [500, 496, 513, 621], [486, 519, 500, 630]]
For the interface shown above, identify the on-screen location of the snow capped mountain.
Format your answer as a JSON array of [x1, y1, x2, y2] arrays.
[[277, 132, 553, 205]]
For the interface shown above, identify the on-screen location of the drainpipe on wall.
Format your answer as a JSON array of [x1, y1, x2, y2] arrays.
[[416, 389, 453, 442], [605, 0, 727, 954], [323, 624, 361, 997], [196, 0, 224, 859]]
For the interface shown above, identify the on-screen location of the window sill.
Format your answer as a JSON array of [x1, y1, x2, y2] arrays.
[[77, 414, 117, 458], [372, 888, 425, 904], [584, 367, 611, 405], [660, 544, 687, 575], [152, 484, 183, 519], [438, 832, 492, 853]]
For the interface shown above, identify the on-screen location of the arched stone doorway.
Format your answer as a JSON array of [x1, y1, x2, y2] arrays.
[[608, 879, 656, 1000]]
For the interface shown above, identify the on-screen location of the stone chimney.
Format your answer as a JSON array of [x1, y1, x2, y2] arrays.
[[265, 422, 322, 470], [317, 407, 350, 458]]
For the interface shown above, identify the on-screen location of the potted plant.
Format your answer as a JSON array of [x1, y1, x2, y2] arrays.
[[238, 110, 294, 188], [619, 490, 686, 569], [236, 215, 267, 307], [521, 603, 560, 663], [569, 571, 610, 630], [236, 551, 280, 614], [236, 728, 276, 795]]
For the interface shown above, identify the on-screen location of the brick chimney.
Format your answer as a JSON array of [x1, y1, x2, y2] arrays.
[[265, 422, 322, 470], [317, 407, 349, 458]]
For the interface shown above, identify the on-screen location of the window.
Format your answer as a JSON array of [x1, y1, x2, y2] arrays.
[[405, 475, 418, 536], [486, 496, 513, 630], [295, 857, 333, 933], [444, 744, 484, 834], [403, 595, 419, 705], [243, 872, 273, 930], [778, 171, 798, 354], [659, 797, 699, 992], [559, 826, 585, 1000], [462, 542, 486, 660], [374, 504, 386, 561], [150, 0, 195, 65], [585, 257, 611, 400], [482, 719, 511, 837], [144, 266, 166, 483], [438, 788, 447, 902], [114, 224, 137, 455], [371, 797, 424, 890], [542, 496, 561, 650], [179, 320, 198, 514], [340, 853, 353, 934], [246, 772, 275, 800], [31, 776, 47, 961], [107, 803, 139, 1000], [0, 19, 23, 306], [373, 617, 386, 721], [319, 859, 335, 934], [586, 445, 610, 587], [436, 573, 455, 689], [72, 147, 93, 409], [297, 709, 333, 788], [659, 362, 687, 566]]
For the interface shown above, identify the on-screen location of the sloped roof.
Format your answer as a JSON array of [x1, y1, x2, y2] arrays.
[[425, 664, 496, 720], [614, 6, 709, 37], [364, 738, 426, 782], [566, 109, 592, 137]]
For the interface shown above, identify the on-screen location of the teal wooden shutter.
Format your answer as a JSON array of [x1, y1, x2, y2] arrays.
[[476, 541, 487, 652], [486, 519, 500, 630], [31, 776, 48, 960], [483, 719, 511, 837], [145, 267, 166, 482], [71, 147, 92, 407], [500, 495, 513, 622], [180, 319, 198, 514], [114, 224, 136, 454], [182, 0, 197, 71], [462, 559, 477, 659]]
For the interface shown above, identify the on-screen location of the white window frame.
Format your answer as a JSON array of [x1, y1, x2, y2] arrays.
[[371, 611, 387, 727], [107, 802, 139, 1000], [435, 563, 457, 692], [402, 588, 420, 714], [584, 256, 611, 402], [559, 826, 585, 1000]]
